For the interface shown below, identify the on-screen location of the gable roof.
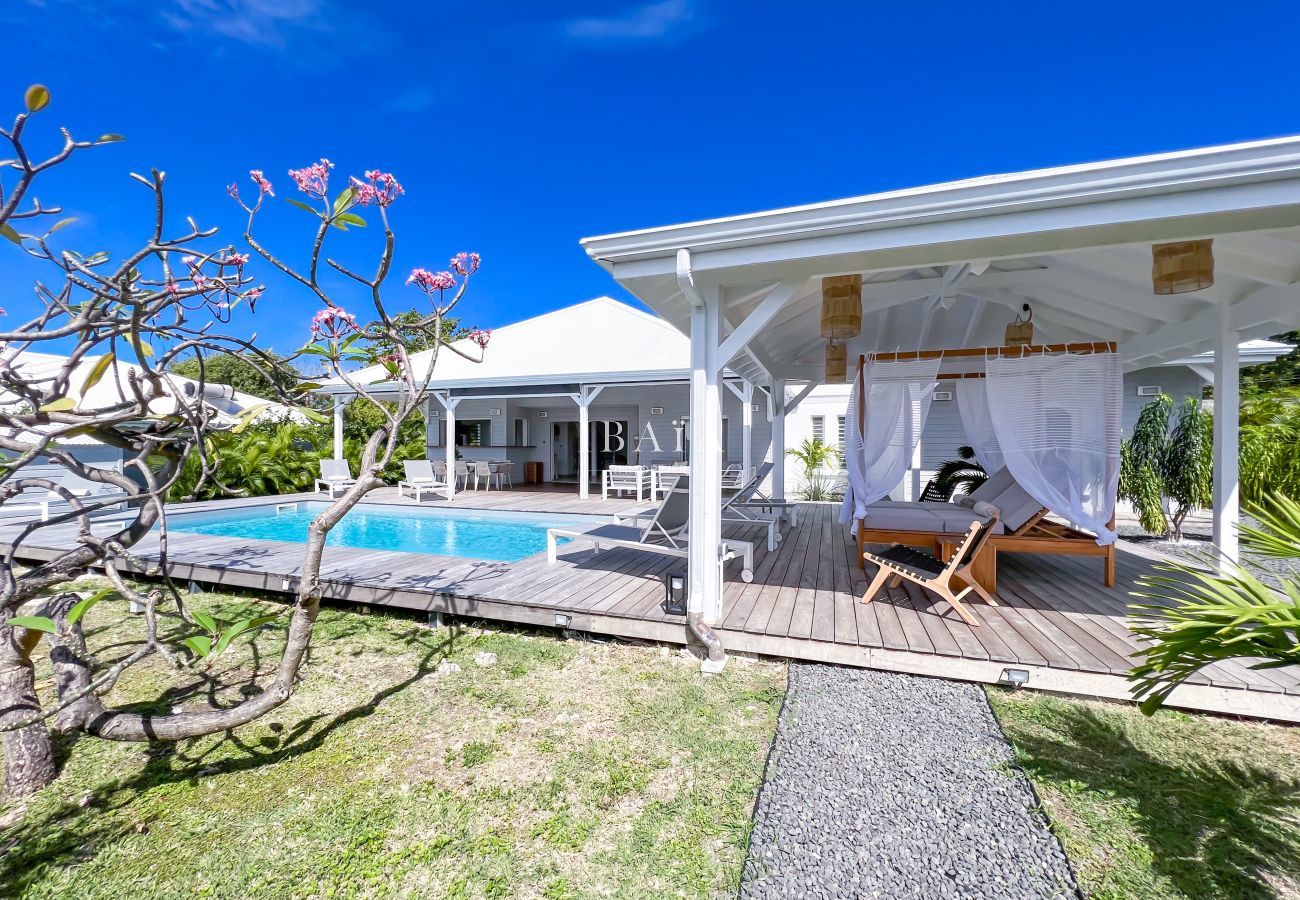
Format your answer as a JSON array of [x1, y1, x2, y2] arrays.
[[324, 297, 694, 393]]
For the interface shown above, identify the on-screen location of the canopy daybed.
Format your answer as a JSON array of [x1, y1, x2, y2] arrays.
[[843, 343, 1123, 593]]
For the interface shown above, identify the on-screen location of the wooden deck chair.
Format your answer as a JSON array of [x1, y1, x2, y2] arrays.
[[861, 510, 1001, 627]]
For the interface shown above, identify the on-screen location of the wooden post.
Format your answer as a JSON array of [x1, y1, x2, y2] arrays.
[[741, 380, 754, 481], [332, 397, 347, 460], [771, 378, 786, 500], [687, 292, 724, 623]]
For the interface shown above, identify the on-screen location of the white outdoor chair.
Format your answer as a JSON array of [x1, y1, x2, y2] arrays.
[[653, 464, 690, 500], [432, 460, 449, 482], [398, 459, 445, 502], [454, 460, 471, 490], [602, 464, 652, 501], [491, 461, 514, 488], [471, 460, 496, 491], [548, 475, 754, 582], [316, 459, 357, 498]]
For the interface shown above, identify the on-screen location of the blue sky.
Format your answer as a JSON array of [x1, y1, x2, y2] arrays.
[[4, 0, 1300, 358]]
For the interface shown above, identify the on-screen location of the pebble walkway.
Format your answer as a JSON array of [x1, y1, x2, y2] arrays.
[[740, 664, 1079, 899]]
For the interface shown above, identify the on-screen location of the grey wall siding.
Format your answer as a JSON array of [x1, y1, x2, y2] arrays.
[[1121, 366, 1205, 434], [423, 381, 772, 483]]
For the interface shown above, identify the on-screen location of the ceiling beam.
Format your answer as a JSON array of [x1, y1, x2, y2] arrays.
[[1120, 282, 1300, 366], [718, 279, 804, 366]]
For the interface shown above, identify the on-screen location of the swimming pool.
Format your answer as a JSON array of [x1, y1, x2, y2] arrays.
[[168, 502, 607, 563]]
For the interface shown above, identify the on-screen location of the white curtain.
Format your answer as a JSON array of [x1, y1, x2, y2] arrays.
[[956, 378, 1005, 474], [839, 356, 942, 527], [985, 351, 1123, 545]]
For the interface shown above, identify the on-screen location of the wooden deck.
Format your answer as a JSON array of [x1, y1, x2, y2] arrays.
[[5, 487, 1298, 722]]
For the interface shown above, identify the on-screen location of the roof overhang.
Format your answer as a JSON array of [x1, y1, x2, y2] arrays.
[[582, 136, 1300, 380]]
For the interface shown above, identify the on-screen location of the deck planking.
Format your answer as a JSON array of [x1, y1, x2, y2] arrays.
[[2, 487, 1297, 720]]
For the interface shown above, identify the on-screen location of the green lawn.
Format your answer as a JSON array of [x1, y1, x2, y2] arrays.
[[988, 688, 1300, 900], [1, 584, 786, 899]]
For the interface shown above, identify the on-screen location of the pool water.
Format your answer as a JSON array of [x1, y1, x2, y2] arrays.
[[169, 502, 605, 563]]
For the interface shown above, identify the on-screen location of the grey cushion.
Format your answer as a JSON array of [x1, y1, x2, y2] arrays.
[[990, 481, 1045, 532], [966, 467, 1016, 503]]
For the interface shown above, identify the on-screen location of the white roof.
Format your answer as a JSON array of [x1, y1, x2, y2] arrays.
[[0, 351, 298, 428], [581, 135, 1300, 382], [1168, 339, 1293, 367], [326, 297, 694, 393]]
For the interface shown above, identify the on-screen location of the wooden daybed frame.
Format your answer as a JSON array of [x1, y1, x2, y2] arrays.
[[850, 344, 1119, 591]]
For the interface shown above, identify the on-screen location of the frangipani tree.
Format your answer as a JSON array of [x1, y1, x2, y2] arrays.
[[0, 85, 484, 797]]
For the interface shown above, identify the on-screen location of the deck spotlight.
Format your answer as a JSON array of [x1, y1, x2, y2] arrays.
[[554, 613, 572, 628], [999, 667, 1031, 688]]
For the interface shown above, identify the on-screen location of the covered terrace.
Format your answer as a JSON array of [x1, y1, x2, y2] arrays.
[[581, 136, 1300, 635]]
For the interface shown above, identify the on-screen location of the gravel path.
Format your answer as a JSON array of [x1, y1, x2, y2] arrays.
[[740, 664, 1078, 899]]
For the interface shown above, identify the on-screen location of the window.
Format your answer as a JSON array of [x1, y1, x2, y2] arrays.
[[811, 415, 825, 443], [455, 419, 491, 447], [512, 418, 527, 447], [836, 415, 846, 457]]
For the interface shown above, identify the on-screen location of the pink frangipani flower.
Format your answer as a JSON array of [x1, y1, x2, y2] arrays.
[[164, 281, 181, 296], [350, 170, 404, 208], [288, 159, 332, 199], [450, 252, 480, 276], [467, 328, 491, 350], [407, 268, 457, 293], [310, 307, 359, 341], [249, 169, 274, 196]]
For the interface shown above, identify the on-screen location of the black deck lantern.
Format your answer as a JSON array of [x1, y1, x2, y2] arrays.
[[662, 570, 687, 616]]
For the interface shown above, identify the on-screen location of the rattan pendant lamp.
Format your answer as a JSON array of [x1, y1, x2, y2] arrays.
[[1152, 240, 1214, 294], [821, 275, 861, 383]]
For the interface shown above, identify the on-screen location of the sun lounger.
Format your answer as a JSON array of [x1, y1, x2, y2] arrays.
[[547, 474, 755, 582], [316, 459, 357, 499], [398, 459, 446, 502]]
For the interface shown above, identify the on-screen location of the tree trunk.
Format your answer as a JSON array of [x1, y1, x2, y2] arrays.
[[0, 627, 55, 798]]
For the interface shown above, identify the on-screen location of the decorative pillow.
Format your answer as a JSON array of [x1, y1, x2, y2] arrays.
[[956, 496, 976, 508], [971, 500, 1000, 520]]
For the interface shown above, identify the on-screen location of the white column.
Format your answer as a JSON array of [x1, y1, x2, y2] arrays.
[[423, 396, 434, 460], [444, 397, 459, 501], [1212, 305, 1240, 565], [741, 380, 754, 480], [578, 395, 591, 500], [688, 294, 724, 622], [332, 397, 346, 460], [771, 378, 786, 501]]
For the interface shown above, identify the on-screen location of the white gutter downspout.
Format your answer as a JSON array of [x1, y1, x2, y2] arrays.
[[677, 249, 727, 672]]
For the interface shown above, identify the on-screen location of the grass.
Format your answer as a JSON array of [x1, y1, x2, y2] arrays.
[[988, 688, 1300, 900], [0, 581, 786, 899]]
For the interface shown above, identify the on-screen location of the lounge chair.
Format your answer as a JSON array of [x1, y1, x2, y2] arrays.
[[723, 462, 801, 527], [398, 460, 445, 502], [862, 509, 1001, 627], [602, 464, 652, 501], [547, 475, 755, 582], [7, 470, 126, 522], [316, 459, 357, 499], [721, 463, 746, 490]]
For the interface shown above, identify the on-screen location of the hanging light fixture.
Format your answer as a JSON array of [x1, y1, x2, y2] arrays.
[[820, 274, 862, 340], [824, 340, 847, 383], [1152, 240, 1214, 295]]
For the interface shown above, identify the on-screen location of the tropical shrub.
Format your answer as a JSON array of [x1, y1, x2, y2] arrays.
[[1238, 392, 1300, 504], [170, 422, 325, 501], [1119, 393, 1212, 540], [786, 437, 841, 501], [1130, 491, 1300, 713]]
